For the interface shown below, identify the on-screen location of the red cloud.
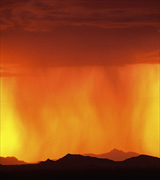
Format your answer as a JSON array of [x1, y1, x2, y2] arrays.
[[0, 0, 159, 31]]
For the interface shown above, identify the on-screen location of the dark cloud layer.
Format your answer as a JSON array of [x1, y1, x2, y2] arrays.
[[0, 0, 159, 31], [0, 0, 159, 71]]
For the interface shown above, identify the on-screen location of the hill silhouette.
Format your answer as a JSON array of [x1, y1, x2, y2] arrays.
[[0, 156, 26, 165], [37, 153, 159, 170], [0, 149, 138, 165], [55, 153, 115, 170], [84, 148, 139, 161], [121, 154, 160, 168], [39, 158, 55, 165], [0, 154, 160, 180], [0, 154, 159, 179]]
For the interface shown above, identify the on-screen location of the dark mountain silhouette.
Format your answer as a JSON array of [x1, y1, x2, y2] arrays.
[[84, 148, 139, 161], [55, 153, 115, 170], [0, 149, 138, 165], [38, 158, 56, 169], [37, 153, 159, 170], [121, 154, 160, 168], [39, 158, 55, 164], [0, 154, 159, 180], [0, 156, 26, 165]]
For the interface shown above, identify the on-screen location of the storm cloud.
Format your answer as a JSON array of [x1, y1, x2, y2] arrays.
[[0, 0, 159, 31]]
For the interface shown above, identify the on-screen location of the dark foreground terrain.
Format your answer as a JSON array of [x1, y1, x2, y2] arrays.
[[0, 154, 160, 180]]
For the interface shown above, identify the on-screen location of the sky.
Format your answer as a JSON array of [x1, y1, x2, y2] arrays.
[[1, 0, 159, 68], [0, 0, 160, 162]]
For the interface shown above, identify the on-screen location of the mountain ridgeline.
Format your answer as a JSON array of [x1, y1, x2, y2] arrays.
[[0, 157, 26, 165], [83, 148, 139, 161], [0, 150, 159, 180], [0, 149, 138, 165]]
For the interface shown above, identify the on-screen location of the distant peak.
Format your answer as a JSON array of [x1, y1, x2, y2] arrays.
[[112, 148, 118, 151], [0, 156, 26, 165], [111, 148, 123, 152], [83, 149, 139, 161]]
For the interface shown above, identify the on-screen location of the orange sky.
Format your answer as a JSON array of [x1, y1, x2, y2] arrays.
[[0, 0, 160, 162]]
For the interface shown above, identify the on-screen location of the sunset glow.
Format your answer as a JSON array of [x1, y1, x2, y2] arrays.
[[1, 64, 159, 162], [0, 0, 159, 163]]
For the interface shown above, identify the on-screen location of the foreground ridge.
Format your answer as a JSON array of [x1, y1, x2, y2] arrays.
[[0, 154, 160, 180]]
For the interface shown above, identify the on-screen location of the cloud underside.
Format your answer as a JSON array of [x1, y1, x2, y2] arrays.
[[0, 49, 159, 77], [0, 0, 159, 31]]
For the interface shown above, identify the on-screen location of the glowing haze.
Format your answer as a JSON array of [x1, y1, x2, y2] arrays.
[[0, 0, 159, 163], [1, 65, 159, 162]]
